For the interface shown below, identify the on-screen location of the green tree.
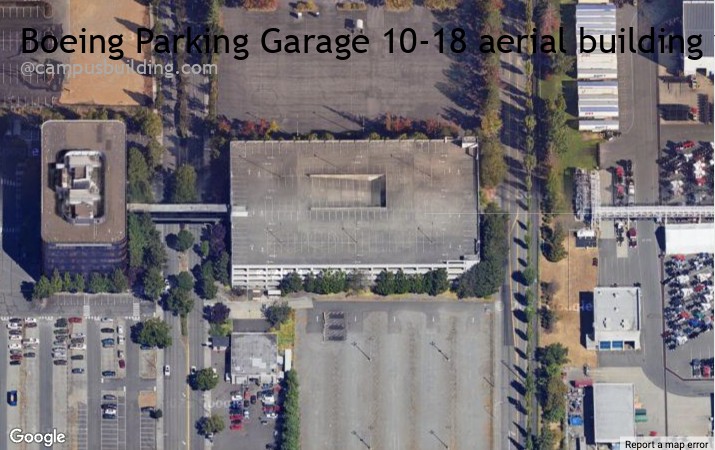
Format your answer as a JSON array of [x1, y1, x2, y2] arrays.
[[74, 274, 85, 293], [32, 276, 53, 300], [174, 229, 195, 252], [200, 274, 218, 300], [302, 272, 317, 293], [214, 251, 231, 286], [134, 108, 163, 138], [346, 270, 367, 293], [63, 272, 73, 292], [132, 318, 172, 349], [192, 368, 219, 391], [143, 267, 164, 301], [88, 273, 110, 294], [279, 271, 303, 295], [522, 265, 536, 286], [199, 240, 210, 259], [264, 302, 292, 327], [127, 147, 153, 203], [480, 139, 507, 188], [524, 153, 537, 174], [145, 139, 164, 170], [51, 269, 63, 294], [170, 164, 198, 203], [197, 414, 224, 437], [165, 287, 195, 317], [110, 269, 129, 293], [176, 271, 194, 291], [537, 343, 569, 370], [373, 270, 396, 296], [426, 268, 449, 296]]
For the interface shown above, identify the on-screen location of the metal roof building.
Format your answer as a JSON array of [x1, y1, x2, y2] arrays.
[[593, 383, 635, 444], [665, 222, 715, 255], [683, 0, 714, 76], [590, 287, 641, 351], [575, 4, 618, 80]]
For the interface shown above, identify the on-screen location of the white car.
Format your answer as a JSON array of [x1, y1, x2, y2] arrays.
[[71, 333, 85, 339], [7, 343, 22, 350], [164, 365, 170, 377], [164, 279, 171, 293], [262, 393, 276, 405], [6, 323, 20, 330], [22, 338, 38, 345], [191, 366, 197, 374], [8, 335, 22, 341], [118, 337, 125, 345], [116, 326, 124, 336], [100, 317, 113, 323], [70, 343, 86, 350], [24, 318, 36, 324]]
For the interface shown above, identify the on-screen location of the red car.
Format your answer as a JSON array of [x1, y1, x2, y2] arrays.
[[262, 405, 280, 414], [230, 422, 243, 431], [229, 414, 243, 421], [68, 317, 83, 324], [118, 359, 125, 369], [10, 354, 23, 361]]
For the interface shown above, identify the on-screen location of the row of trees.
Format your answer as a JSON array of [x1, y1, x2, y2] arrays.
[[533, 343, 570, 448], [32, 269, 129, 299], [454, 203, 508, 298], [477, 0, 508, 189], [280, 370, 300, 450], [373, 269, 449, 296]]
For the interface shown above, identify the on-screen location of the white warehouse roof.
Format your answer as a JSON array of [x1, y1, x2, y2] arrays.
[[593, 383, 635, 443], [593, 287, 641, 349], [576, 4, 618, 80], [666, 222, 715, 255]]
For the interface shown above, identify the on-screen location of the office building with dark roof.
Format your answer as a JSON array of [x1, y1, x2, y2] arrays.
[[229, 139, 479, 288], [41, 120, 127, 275]]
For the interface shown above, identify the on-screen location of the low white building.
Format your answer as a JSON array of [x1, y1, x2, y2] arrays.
[[593, 383, 636, 444], [589, 287, 641, 351], [666, 222, 715, 255], [229, 332, 278, 385]]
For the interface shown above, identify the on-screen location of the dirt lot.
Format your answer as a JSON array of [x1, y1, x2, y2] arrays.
[[60, 0, 151, 105], [539, 225, 598, 368], [138, 390, 156, 408]]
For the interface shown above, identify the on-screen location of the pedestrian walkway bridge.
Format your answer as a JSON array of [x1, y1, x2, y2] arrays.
[[127, 203, 228, 222]]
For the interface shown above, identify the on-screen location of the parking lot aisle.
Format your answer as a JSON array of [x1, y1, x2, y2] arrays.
[[100, 393, 126, 450], [52, 340, 69, 450], [68, 319, 89, 450], [0, 326, 9, 450], [140, 411, 157, 450], [21, 320, 41, 445], [38, 321, 53, 435], [77, 403, 88, 450], [87, 321, 103, 450]]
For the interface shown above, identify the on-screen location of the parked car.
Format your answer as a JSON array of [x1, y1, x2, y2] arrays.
[[71, 333, 85, 339], [68, 317, 83, 324], [191, 366, 197, 374], [118, 359, 125, 369], [6, 322, 20, 330], [9, 361, 21, 366], [9, 335, 22, 341], [117, 350, 124, 359], [100, 317, 113, 323], [230, 422, 243, 431], [24, 322, 37, 328], [250, 395, 257, 405], [10, 354, 23, 361], [100, 328, 114, 334], [72, 368, 84, 374], [24, 318, 36, 324], [103, 394, 117, 401], [116, 326, 124, 335], [54, 359, 67, 366], [101, 339, 115, 348], [7, 390, 17, 406], [9, 318, 22, 324], [102, 371, 116, 377], [23, 352, 35, 358], [8, 330, 22, 336], [70, 343, 87, 351], [7, 343, 22, 350], [71, 355, 84, 361]]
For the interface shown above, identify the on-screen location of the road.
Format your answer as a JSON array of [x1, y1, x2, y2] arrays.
[[497, 0, 536, 448]]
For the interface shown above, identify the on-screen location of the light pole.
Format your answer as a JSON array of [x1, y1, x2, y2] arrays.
[[351, 341, 371, 362], [430, 340, 450, 361]]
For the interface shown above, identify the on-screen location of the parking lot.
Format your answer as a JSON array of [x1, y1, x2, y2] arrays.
[[296, 301, 495, 450], [219, 1, 467, 132], [659, 140, 714, 206], [0, 315, 158, 450]]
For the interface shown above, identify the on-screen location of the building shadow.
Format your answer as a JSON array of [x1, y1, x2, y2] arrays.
[[579, 291, 594, 348]]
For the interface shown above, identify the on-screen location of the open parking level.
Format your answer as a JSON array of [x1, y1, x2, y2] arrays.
[[296, 301, 498, 450]]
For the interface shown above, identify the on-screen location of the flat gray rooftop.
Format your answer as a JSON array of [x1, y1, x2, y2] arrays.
[[41, 120, 126, 244], [230, 140, 478, 266], [593, 383, 635, 443], [230, 332, 277, 378], [593, 287, 641, 333]]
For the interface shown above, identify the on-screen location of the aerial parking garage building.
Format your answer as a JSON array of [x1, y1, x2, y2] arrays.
[[229, 140, 480, 288], [41, 121, 127, 276]]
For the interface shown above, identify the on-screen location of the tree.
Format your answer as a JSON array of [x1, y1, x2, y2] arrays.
[[208, 223, 227, 258], [174, 229, 195, 252], [197, 414, 225, 437], [214, 251, 230, 286], [537, 343, 570, 369], [373, 270, 396, 296], [480, 139, 507, 188], [282, 370, 300, 449], [535, 428, 556, 450], [200, 273, 218, 300], [63, 272, 73, 292], [165, 287, 195, 317], [264, 302, 292, 327], [143, 267, 165, 301], [74, 274, 85, 293], [199, 240, 210, 259], [145, 139, 164, 170], [524, 153, 537, 175], [346, 270, 367, 292], [426, 268, 449, 296], [170, 164, 198, 203], [134, 108, 163, 138], [480, 108, 503, 140], [50, 269, 63, 294], [279, 271, 303, 295], [207, 302, 230, 324], [192, 368, 219, 391], [132, 318, 172, 349], [32, 276, 53, 300], [88, 273, 110, 294], [522, 265, 536, 286], [540, 307, 557, 332], [127, 147, 153, 203], [110, 269, 129, 293], [176, 271, 195, 291]]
